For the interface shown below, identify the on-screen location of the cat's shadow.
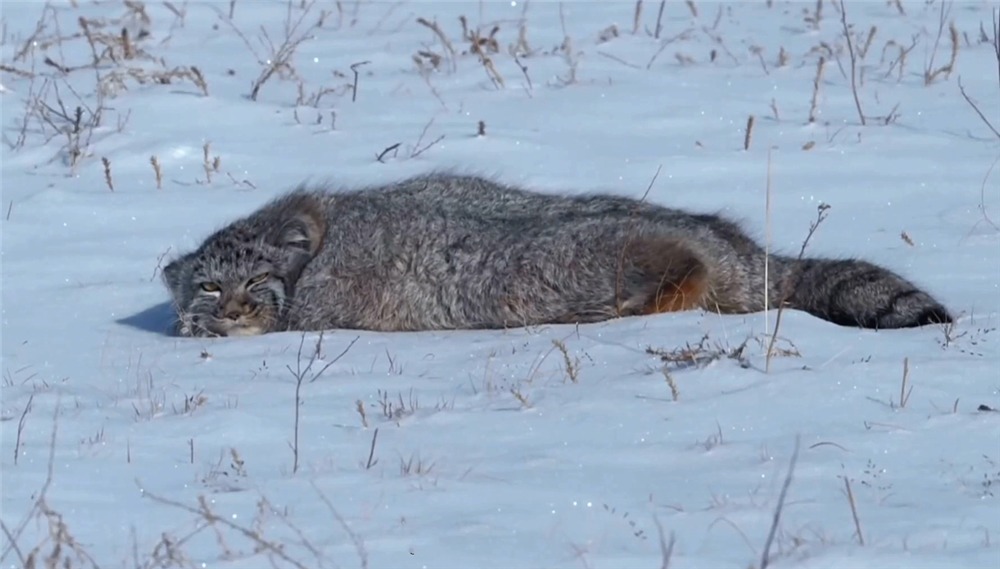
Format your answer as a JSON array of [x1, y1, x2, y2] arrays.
[[117, 302, 175, 336]]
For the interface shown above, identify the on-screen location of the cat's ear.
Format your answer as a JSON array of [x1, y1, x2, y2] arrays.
[[269, 198, 326, 257], [162, 251, 197, 305]]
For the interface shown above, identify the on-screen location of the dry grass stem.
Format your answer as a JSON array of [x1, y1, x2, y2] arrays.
[[365, 428, 379, 470], [808, 56, 825, 123], [150, 155, 163, 189], [958, 77, 1000, 140], [898, 357, 912, 408], [13, 394, 34, 466], [552, 339, 580, 383], [767, 203, 830, 372], [416, 17, 457, 72], [843, 476, 865, 545], [102, 156, 114, 191], [287, 332, 359, 473], [924, 1, 959, 85], [633, 0, 643, 35], [375, 142, 401, 163], [510, 386, 532, 408], [662, 368, 679, 401], [653, 0, 666, 39], [654, 516, 676, 569], [350, 60, 370, 102], [355, 399, 368, 428], [839, 3, 866, 125], [759, 437, 800, 569], [409, 118, 445, 158]]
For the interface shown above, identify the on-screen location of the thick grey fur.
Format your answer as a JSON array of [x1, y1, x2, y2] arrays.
[[162, 173, 952, 337]]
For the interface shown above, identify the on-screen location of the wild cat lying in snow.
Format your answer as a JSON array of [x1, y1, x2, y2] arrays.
[[161, 173, 951, 337]]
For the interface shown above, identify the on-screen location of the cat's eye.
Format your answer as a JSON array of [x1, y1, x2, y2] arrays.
[[247, 273, 270, 287], [200, 282, 221, 293]]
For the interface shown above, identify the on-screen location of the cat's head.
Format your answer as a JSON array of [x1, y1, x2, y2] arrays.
[[162, 194, 325, 337]]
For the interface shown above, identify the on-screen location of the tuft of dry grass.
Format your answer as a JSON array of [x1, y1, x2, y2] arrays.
[[218, 0, 331, 102], [416, 16, 458, 72], [923, 1, 959, 85], [552, 339, 580, 383], [646, 333, 750, 371], [510, 385, 533, 408]]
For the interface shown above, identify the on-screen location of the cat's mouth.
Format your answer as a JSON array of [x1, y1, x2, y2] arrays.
[[223, 323, 266, 336], [211, 315, 268, 337], [181, 310, 274, 337]]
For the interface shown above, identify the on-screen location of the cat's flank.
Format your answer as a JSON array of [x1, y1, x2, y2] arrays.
[[162, 173, 951, 337]]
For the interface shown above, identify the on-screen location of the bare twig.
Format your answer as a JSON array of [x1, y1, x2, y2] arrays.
[[993, 7, 1000, 91], [350, 60, 370, 102], [287, 332, 359, 473], [767, 203, 830, 372], [513, 54, 534, 93], [140, 489, 312, 569], [958, 77, 1000, 139], [409, 118, 444, 158], [365, 428, 379, 470], [977, 154, 1000, 231], [309, 482, 369, 568], [923, 1, 958, 85], [653, 0, 665, 39], [375, 142, 400, 162], [238, 0, 329, 101], [2, 396, 63, 564], [653, 516, 675, 569], [13, 394, 34, 466], [840, 3, 866, 125]]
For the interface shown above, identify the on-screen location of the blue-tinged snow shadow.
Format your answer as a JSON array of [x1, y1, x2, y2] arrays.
[[117, 302, 175, 335]]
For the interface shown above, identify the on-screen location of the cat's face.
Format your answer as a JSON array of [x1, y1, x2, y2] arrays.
[[164, 238, 297, 337], [162, 196, 326, 337]]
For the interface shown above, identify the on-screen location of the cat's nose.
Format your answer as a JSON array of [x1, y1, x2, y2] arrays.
[[223, 299, 257, 320], [222, 300, 246, 320]]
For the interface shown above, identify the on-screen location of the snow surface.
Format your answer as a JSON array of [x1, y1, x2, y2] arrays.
[[2, 1, 999, 568]]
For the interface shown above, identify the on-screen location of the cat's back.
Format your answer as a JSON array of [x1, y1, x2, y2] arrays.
[[321, 173, 694, 223]]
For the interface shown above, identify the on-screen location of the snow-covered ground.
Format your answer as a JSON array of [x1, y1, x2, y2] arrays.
[[2, 1, 999, 567]]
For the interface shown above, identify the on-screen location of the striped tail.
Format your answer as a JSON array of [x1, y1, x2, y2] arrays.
[[784, 258, 952, 329]]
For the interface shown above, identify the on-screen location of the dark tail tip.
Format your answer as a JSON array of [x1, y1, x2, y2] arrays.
[[790, 259, 954, 330], [914, 305, 953, 327]]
